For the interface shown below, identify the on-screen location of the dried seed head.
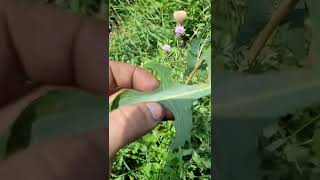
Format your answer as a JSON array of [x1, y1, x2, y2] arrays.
[[173, 10, 187, 26]]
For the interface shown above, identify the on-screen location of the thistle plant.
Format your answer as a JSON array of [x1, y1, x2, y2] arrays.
[[174, 10, 187, 38]]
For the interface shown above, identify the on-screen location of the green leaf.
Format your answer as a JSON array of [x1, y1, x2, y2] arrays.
[[192, 151, 202, 167], [214, 70, 320, 118], [111, 63, 210, 149], [185, 38, 202, 76], [116, 84, 210, 107], [0, 90, 107, 157], [214, 69, 320, 180]]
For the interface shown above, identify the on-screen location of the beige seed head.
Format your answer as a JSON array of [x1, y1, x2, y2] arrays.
[[173, 10, 187, 26]]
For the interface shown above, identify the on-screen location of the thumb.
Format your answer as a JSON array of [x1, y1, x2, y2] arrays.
[[109, 102, 164, 159]]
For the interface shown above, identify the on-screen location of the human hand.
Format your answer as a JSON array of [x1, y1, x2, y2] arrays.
[[108, 61, 166, 173], [0, 1, 107, 179]]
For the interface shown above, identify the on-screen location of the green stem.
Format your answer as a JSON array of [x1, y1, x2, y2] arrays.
[[185, 34, 210, 85], [185, 59, 204, 85]]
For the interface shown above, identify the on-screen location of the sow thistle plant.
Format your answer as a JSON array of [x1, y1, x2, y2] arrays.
[[110, 10, 211, 149]]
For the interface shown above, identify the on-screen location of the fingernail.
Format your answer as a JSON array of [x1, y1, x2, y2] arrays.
[[146, 103, 164, 121]]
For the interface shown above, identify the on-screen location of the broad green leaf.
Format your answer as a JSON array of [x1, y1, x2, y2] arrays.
[[0, 90, 107, 158], [214, 70, 320, 118], [185, 38, 202, 76], [162, 99, 193, 149], [111, 63, 210, 149], [116, 84, 210, 107], [213, 69, 320, 180]]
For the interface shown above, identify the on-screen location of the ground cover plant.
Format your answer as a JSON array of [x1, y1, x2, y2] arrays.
[[110, 0, 211, 179]]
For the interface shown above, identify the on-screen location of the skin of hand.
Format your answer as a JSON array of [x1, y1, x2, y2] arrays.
[[0, 0, 109, 179], [108, 61, 166, 173], [0, 0, 168, 179]]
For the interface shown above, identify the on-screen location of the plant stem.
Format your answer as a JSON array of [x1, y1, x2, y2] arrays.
[[247, 0, 301, 66], [185, 59, 204, 85], [185, 33, 210, 84], [190, 27, 199, 41]]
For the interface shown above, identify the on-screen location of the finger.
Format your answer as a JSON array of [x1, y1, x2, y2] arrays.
[[0, 0, 107, 98], [0, 129, 107, 180], [109, 102, 164, 159], [109, 61, 159, 95]]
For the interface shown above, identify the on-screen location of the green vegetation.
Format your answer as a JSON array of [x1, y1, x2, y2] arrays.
[[110, 0, 211, 179]]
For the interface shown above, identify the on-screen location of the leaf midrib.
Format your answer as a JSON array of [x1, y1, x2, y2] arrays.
[[216, 80, 320, 110], [120, 84, 211, 104]]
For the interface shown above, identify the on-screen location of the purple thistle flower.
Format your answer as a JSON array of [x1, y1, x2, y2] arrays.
[[162, 44, 171, 53], [175, 25, 185, 37]]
